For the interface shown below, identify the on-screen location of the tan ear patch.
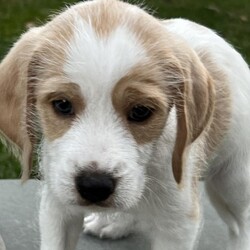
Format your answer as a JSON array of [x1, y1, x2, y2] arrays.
[[172, 99, 188, 184], [0, 45, 28, 150], [0, 27, 43, 180], [171, 55, 216, 184]]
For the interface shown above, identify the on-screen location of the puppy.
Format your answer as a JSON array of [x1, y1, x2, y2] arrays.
[[1, 0, 250, 249]]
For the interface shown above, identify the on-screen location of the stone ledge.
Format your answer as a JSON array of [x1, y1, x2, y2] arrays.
[[0, 180, 229, 250]]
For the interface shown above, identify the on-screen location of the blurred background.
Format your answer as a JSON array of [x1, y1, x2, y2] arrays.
[[0, 0, 249, 179]]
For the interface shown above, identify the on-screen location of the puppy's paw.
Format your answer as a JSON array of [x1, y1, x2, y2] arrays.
[[83, 212, 135, 239]]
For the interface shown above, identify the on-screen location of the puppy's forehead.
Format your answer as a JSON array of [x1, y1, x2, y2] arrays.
[[63, 17, 146, 100], [34, 1, 175, 146]]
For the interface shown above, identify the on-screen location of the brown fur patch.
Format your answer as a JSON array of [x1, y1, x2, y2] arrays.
[[74, 0, 122, 37], [25, 11, 78, 142], [36, 81, 84, 141], [0, 28, 41, 149], [0, 27, 43, 179], [112, 64, 169, 144], [167, 51, 216, 184]]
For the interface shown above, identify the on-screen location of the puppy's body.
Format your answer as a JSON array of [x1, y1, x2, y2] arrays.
[[0, 1, 250, 249]]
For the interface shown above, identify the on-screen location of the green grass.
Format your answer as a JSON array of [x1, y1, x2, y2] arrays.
[[0, 0, 249, 179]]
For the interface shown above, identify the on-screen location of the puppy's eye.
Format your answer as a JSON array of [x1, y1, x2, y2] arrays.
[[128, 105, 153, 122], [52, 99, 74, 116]]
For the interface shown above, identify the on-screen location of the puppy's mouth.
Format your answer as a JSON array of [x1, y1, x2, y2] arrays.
[[76, 197, 117, 209]]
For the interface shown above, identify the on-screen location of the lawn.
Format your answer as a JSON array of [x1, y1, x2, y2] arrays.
[[0, 0, 249, 179]]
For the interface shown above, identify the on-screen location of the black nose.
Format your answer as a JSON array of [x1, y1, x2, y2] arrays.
[[75, 172, 115, 203]]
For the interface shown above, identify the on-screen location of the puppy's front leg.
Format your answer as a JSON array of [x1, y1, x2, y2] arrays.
[[39, 185, 84, 250], [150, 214, 201, 250], [151, 225, 200, 250], [148, 191, 202, 250]]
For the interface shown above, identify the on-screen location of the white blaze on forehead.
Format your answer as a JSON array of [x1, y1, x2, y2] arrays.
[[63, 16, 146, 100]]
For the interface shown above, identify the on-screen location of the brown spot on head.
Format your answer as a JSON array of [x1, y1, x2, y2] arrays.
[[73, 0, 142, 38]]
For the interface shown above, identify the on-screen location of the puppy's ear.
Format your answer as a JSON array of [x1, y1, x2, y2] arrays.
[[171, 56, 215, 184], [0, 27, 42, 180]]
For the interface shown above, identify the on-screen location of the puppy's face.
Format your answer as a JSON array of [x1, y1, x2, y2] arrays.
[[22, 0, 214, 210], [30, 1, 174, 209]]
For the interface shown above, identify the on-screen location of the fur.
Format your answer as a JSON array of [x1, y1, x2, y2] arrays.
[[0, 1, 250, 249]]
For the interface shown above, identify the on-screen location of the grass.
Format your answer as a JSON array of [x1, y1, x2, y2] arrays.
[[0, 0, 249, 179]]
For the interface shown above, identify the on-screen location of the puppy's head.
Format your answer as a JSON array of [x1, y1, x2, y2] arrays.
[[0, 0, 214, 209]]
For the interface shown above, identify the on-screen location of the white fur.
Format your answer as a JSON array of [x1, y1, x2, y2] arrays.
[[40, 13, 250, 250], [64, 17, 147, 92], [21, 4, 250, 250], [39, 8, 154, 250], [163, 19, 250, 249]]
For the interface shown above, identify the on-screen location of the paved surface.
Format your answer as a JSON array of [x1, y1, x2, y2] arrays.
[[0, 180, 230, 250]]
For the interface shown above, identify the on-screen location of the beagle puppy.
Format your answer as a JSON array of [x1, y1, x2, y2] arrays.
[[0, 0, 250, 249]]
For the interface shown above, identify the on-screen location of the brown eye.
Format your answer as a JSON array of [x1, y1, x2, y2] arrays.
[[128, 105, 153, 122], [52, 99, 74, 116]]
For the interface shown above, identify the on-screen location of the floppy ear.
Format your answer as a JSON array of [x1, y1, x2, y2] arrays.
[[0, 27, 42, 180], [171, 56, 215, 184]]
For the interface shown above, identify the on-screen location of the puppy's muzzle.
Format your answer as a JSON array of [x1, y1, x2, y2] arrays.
[[75, 172, 116, 203]]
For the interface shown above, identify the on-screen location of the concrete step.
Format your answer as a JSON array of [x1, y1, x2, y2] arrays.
[[0, 180, 231, 250]]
